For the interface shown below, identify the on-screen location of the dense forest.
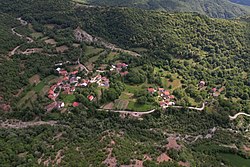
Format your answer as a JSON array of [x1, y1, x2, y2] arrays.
[[85, 0, 250, 18], [0, 0, 250, 166]]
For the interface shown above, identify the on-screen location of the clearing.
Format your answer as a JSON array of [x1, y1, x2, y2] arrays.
[[56, 45, 69, 53], [29, 74, 40, 85], [85, 46, 103, 56], [45, 38, 57, 45], [114, 99, 129, 110], [127, 101, 154, 112]]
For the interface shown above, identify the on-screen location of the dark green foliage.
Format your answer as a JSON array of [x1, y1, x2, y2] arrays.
[[87, 0, 250, 18]]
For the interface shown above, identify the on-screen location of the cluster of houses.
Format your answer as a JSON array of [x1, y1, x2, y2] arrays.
[[45, 62, 129, 112], [110, 63, 129, 76], [199, 80, 224, 97], [148, 87, 175, 108]]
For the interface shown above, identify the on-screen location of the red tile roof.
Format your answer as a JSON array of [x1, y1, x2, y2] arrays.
[[148, 88, 155, 93], [48, 90, 54, 95], [87, 95, 94, 101], [164, 90, 170, 96], [72, 102, 79, 107], [169, 95, 175, 99]]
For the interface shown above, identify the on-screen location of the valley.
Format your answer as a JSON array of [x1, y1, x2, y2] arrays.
[[0, 0, 250, 166]]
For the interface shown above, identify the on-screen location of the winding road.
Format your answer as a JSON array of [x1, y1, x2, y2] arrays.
[[229, 112, 250, 120], [99, 103, 206, 117], [8, 18, 34, 57], [171, 103, 205, 111]]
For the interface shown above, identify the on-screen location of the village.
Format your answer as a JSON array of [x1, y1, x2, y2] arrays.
[[44, 61, 129, 112]]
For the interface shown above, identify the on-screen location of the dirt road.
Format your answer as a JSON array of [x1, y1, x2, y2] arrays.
[[0, 119, 58, 129]]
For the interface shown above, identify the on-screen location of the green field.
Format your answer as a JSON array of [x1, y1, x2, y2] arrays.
[[106, 52, 118, 61], [33, 81, 45, 93], [85, 46, 103, 56], [127, 101, 154, 112], [62, 94, 76, 103], [17, 91, 36, 108], [219, 153, 250, 167]]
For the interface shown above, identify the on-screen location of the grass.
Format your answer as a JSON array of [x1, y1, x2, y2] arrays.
[[85, 46, 103, 56], [29, 74, 40, 84], [62, 94, 76, 103], [114, 99, 129, 110], [31, 32, 43, 39], [119, 92, 133, 100], [17, 91, 36, 108], [106, 52, 118, 61], [88, 54, 100, 63], [218, 153, 250, 167], [33, 81, 45, 93], [127, 101, 154, 112], [125, 83, 151, 94]]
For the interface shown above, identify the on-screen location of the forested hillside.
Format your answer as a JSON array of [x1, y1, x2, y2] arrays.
[[84, 0, 250, 18], [1, 0, 250, 166], [230, 0, 250, 6]]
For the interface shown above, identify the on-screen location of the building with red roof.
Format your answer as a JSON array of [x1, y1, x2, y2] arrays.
[[164, 90, 170, 96], [72, 102, 79, 107], [71, 70, 78, 75], [87, 95, 94, 101], [158, 88, 164, 92], [148, 88, 156, 94], [59, 70, 68, 76], [212, 88, 217, 92]]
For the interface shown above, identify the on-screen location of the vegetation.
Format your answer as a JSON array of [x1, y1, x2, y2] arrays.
[[85, 0, 250, 18], [0, 0, 250, 166]]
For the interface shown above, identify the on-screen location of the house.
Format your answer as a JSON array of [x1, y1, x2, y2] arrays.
[[169, 95, 175, 99], [63, 76, 69, 81], [80, 79, 89, 87], [164, 90, 170, 97], [70, 77, 78, 84], [48, 90, 54, 95], [45, 102, 57, 112], [148, 88, 156, 94], [57, 79, 63, 86], [72, 102, 79, 107], [117, 63, 128, 68], [59, 70, 68, 76], [158, 88, 164, 92], [71, 70, 78, 75], [211, 88, 217, 92], [70, 86, 76, 92], [168, 102, 175, 106], [199, 81, 206, 87], [87, 95, 94, 101], [57, 101, 65, 109], [159, 101, 166, 107], [56, 67, 61, 72]]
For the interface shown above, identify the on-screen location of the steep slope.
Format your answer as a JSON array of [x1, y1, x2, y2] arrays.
[[230, 0, 250, 6], [85, 0, 250, 18], [77, 7, 249, 58]]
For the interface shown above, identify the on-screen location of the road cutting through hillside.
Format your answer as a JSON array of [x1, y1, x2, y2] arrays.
[[99, 103, 206, 116], [229, 112, 250, 120]]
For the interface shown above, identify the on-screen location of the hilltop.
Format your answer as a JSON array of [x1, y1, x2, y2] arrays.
[[82, 0, 250, 18]]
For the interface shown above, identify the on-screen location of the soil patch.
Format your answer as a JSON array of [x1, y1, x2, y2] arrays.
[[157, 153, 172, 163], [29, 74, 40, 85], [45, 38, 57, 45], [166, 137, 181, 150], [56, 45, 69, 53], [178, 161, 190, 167], [103, 102, 114, 110]]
